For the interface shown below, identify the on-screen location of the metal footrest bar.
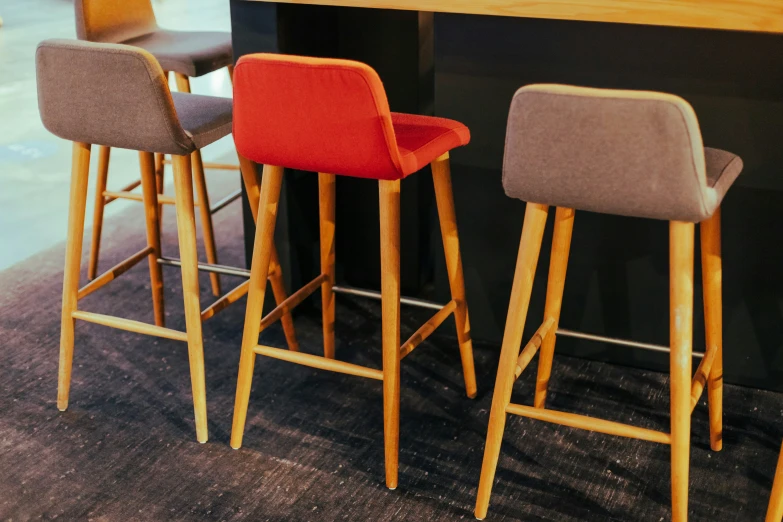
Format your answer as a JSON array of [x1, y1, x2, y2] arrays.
[[79, 246, 153, 300], [331, 285, 444, 311], [400, 300, 457, 360], [556, 327, 705, 358], [72, 310, 187, 342], [209, 189, 242, 214], [514, 317, 555, 379], [255, 344, 383, 380], [506, 402, 671, 444], [157, 257, 251, 278]]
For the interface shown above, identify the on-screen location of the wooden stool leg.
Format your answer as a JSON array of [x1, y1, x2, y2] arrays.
[[670, 220, 695, 522], [767, 442, 783, 522], [701, 207, 723, 452], [172, 153, 209, 443], [319, 173, 336, 359], [139, 152, 165, 327], [87, 145, 110, 280], [379, 179, 401, 490], [238, 155, 299, 352], [155, 152, 165, 233], [227, 64, 234, 84], [475, 202, 549, 520], [230, 165, 285, 449], [534, 207, 575, 408], [431, 153, 477, 398], [58, 142, 92, 411], [192, 150, 222, 296]]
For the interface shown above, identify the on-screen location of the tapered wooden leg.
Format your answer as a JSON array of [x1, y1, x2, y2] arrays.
[[767, 442, 783, 522], [319, 173, 336, 359], [534, 207, 575, 408], [155, 152, 165, 232], [670, 220, 694, 522], [227, 64, 234, 84], [58, 142, 92, 411], [238, 155, 299, 352], [230, 165, 285, 449], [192, 150, 222, 296], [172, 153, 208, 443], [430, 153, 477, 398], [379, 179, 401, 490], [701, 207, 723, 452], [139, 152, 165, 327], [87, 145, 110, 280], [475, 202, 549, 520]]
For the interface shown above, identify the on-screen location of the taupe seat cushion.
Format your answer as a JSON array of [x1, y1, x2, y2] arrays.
[[124, 30, 233, 78], [36, 39, 233, 155], [502, 84, 743, 223]]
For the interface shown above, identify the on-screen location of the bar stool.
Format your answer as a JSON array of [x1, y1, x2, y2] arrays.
[[228, 54, 478, 489], [74, 0, 237, 296], [36, 39, 297, 443], [474, 85, 743, 520]]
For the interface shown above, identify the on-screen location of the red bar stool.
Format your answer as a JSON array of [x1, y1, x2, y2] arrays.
[[229, 53, 478, 489]]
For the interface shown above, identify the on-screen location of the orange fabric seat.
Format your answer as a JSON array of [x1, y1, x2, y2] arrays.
[[232, 53, 470, 180]]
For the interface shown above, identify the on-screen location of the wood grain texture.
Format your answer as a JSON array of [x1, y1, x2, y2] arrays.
[[238, 0, 783, 33]]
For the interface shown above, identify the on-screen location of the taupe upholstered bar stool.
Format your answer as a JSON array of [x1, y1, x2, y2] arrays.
[[36, 39, 297, 443], [474, 85, 743, 520], [75, 0, 237, 296]]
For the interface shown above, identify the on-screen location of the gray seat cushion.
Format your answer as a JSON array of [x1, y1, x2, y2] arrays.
[[171, 92, 233, 150], [124, 29, 232, 78]]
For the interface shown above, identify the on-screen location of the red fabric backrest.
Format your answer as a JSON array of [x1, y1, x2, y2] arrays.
[[233, 54, 405, 180]]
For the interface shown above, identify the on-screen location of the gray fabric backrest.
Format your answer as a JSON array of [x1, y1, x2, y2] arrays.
[[36, 39, 194, 155], [75, 0, 158, 43], [502, 84, 710, 222]]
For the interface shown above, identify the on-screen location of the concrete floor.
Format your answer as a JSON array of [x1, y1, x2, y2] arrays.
[[0, 0, 238, 270]]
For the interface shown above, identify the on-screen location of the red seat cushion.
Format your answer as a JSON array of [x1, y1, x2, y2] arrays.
[[233, 53, 470, 180]]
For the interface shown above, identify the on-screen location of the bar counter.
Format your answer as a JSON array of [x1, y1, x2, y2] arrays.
[[230, 0, 783, 391]]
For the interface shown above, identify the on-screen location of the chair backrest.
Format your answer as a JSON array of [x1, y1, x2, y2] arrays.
[[232, 53, 406, 180], [36, 39, 193, 155], [502, 84, 709, 222], [75, 0, 157, 43]]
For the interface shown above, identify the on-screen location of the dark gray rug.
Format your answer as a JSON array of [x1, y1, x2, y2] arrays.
[[1, 175, 782, 521]]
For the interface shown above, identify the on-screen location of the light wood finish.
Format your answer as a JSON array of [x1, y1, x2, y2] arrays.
[[77, 246, 153, 300], [228, 64, 234, 83], [431, 153, 477, 398], [238, 154, 299, 352], [379, 178, 401, 490], [163, 158, 240, 171], [139, 151, 166, 326], [534, 207, 574, 407], [255, 345, 384, 380], [242, 0, 783, 33], [259, 274, 327, 332], [399, 300, 457, 360], [230, 164, 285, 450], [102, 191, 180, 206], [690, 340, 717, 412], [72, 310, 187, 342], [104, 179, 143, 204], [514, 317, 555, 379], [319, 173, 337, 359], [767, 442, 783, 522], [506, 403, 671, 444], [669, 220, 695, 522], [88, 145, 110, 280], [201, 280, 250, 321], [701, 208, 723, 451], [58, 142, 92, 412], [171, 153, 209, 443], [475, 202, 549, 520]]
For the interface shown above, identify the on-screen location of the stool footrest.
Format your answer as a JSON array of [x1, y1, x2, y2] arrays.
[[103, 191, 185, 206], [691, 343, 718, 412], [259, 274, 327, 333], [400, 300, 457, 360], [163, 158, 240, 171], [556, 327, 705, 358], [72, 310, 187, 342], [332, 285, 445, 311], [506, 402, 671, 444], [78, 246, 153, 300], [255, 344, 383, 380], [158, 257, 250, 278], [104, 180, 142, 204], [514, 317, 555, 380], [209, 189, 242, 214], [201, 280, 250, 322]]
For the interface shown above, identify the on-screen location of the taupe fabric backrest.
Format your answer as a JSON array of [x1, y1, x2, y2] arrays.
[[75, 0, 158, 43], [36, 39, 194, 155], [503, 84, 711, 222]]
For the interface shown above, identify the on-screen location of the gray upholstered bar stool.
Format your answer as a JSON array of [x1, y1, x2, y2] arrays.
[[75, 0, 237, 296], [36, 39, 296, 443], [474, 85, 743, 521]]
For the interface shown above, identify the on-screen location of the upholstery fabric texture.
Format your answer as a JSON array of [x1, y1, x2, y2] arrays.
[[36, 40, 231, 155], [502, 84, 743, 222], [75, 0, 232, 78], [233, 53, 470, 180]]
